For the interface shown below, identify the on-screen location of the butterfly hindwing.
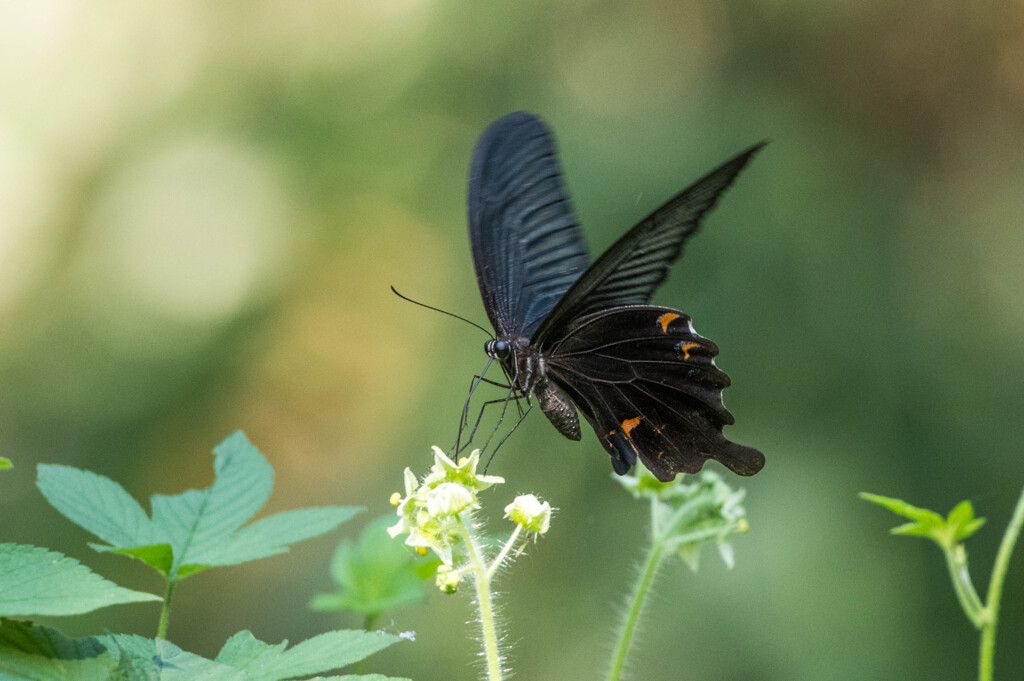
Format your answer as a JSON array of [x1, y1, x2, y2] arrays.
[[469, 112, 590, 338], [544, 306, 765, 481]]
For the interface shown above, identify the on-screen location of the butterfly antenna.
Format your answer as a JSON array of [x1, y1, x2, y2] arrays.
[[390, 286, 494, 339]]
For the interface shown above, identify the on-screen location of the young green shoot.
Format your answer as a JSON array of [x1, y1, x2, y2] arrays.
[[861, 485, 1024, 681]]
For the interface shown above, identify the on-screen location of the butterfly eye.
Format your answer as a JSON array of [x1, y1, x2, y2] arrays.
[[486, 340, 511, 360]]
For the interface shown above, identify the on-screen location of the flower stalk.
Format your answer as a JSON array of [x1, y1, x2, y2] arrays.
[[607, 468, 750, 681], [388, 447, 553, 681], [456, 516, 503, 681]]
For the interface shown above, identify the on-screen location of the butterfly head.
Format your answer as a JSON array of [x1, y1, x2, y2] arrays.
[[485, 339, 512, 361]]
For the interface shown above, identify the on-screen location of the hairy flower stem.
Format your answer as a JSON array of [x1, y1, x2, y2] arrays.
[[978, 482, 1024, 681], [487, 524, 523, 580], [607, 488, 743, 681], [457, 515, 503, 681], [157, 579, 175, 640], [607, 535, 665, 681]]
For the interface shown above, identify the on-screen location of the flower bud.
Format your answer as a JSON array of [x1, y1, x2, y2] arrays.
[[435, 564, 461, 594], [426, 482, 475, 517], [504, 494, 552, 534]]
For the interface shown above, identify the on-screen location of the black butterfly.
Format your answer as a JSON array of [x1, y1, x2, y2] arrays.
[[468, 112, 764, 482]]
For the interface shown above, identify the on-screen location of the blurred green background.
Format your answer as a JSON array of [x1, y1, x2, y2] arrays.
[[2, 1, 1023, 679]]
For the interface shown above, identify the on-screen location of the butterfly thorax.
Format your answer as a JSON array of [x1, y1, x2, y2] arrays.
[[485, 336, 582, 442]]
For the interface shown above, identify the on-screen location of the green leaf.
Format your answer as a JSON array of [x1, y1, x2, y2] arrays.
[[0, 622, 403, 681], [215, 629, 405, 680], [858, 492, 945, 524], [37, 465, 158, 557], [311, 516, 437, 615], [0, 619, 115, 680], [0, 544, 160, 617], [861, 492, 985, 549], [106, 544, 175, 576], [675, 543, 702, 573], [0, 459, 11, 471], [38, 431, 362, 581], [947, 500, 986, 542], [947, 500, 973, 526], [889, 521, 936, 538], [306, 676, 412, 681], [957, 518, 986, 541], [98, 634, 243, 680]]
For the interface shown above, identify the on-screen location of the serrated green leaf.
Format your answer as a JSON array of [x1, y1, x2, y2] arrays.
[[37, 466, 157, 550], [38, 432, 360, 582], [890, 521, 936, 537], [311, 517, 435, 616], [0, 544, 160, 617], [412, 557, 441, 581], [310, 593, 348, 612], [98, 634, 243, 681], [859, 492, 945, 524], [218, 508, 364, 567], [675, 543, 702, 572], [215, 629, 403, 681], [947, 500, 975, 527], [946, 500, 986, 543], [176, 564, 212, 580], [956, 517, 987, 542], [99, 544, 174, 575], [863, 492, 987, 549], [308, 676, 412, 681], [0, 618, 115, 680]]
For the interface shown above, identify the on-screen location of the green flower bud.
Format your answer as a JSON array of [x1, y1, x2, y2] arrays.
[[435, 564, 461, 594], [504, 494, 552, 534]]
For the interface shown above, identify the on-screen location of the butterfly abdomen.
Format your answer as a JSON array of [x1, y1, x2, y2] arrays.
[[535, 379, 582, 441]]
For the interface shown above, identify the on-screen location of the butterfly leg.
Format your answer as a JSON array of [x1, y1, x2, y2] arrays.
[[457, 389, 528, 455], [483, 402, 534, 473], [477, 383, 528, 454], [455, 358, 499, 452]]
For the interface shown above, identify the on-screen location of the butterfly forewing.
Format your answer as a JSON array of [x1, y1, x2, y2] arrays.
[[469, 112, 590, 338], [544, 306, 765, 481], [533, 144, 764, 343]]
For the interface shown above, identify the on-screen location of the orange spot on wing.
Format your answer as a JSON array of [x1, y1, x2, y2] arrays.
[[656, 312, 680, 333], [621, 416, 642, 436], [677, 342, 700, 360]]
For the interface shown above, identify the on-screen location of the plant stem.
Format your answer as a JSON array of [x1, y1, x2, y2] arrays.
[[457, 515, 502, 681], [363, 612, 379, 631], [607, 499, 666, 681], [978, 483, 1024, 681], [488, 524, 523, 579], [157, 579, 175, 640], [943, 546, 986, 629], [349, 612, 381, 676]]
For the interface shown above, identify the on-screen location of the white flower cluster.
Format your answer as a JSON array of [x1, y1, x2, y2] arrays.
[[388, 447, 553, 593], [388, 446, 504, 565]]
